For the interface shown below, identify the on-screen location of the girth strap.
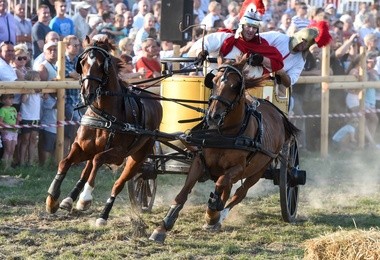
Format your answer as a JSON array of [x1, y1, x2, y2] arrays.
[[182, 103, 278, 158], [80, 115, 141, 133]]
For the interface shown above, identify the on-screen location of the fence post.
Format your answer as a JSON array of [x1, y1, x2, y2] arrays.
[[358, 46, 366, 148], [320, 45, 330, 158], [56, 41, 65, 163]]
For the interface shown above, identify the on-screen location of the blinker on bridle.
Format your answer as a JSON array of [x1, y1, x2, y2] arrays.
[[207, 64, 244, 128], [77, 45, 112, 105], [209, 64, 244, 109]]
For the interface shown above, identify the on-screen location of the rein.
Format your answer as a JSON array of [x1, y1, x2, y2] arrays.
[[194, 63, 279, 159], [76, 45, 202, 145]]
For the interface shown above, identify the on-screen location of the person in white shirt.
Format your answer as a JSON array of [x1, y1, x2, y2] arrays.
[[19, 70, 42, 167], [0, 41, 18, 81], [223, 1, 240, 30], [72, 1, 92, 42], [132, 0, 150, 32], [32, 31, 60, 71], [14, 3, 33, 52], [193, 0, 205, 24], [38, 42, 58, 81], [200, 1, 223, 32]]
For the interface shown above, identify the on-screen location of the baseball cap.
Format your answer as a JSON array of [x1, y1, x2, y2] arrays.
[[76, 2, 91, 10], [325, 3, 336, 11], [44, 42, 58, 51]]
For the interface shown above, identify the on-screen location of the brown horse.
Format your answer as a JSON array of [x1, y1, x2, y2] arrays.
[[150, 55, 300, 243], [46, 36, 163, 226]]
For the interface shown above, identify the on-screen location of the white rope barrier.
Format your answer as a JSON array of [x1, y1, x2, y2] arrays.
[[289, 109, 379, 119], [0, 108, 378, 130], [0, 120, 80, 130]]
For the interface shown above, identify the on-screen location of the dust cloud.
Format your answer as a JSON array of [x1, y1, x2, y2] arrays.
[[152, 151, 380, 215], [301, 153, 380, 211]]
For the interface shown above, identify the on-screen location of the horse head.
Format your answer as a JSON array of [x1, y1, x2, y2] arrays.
[[205, 55, 246, 128], [76, 35, 117, 106]]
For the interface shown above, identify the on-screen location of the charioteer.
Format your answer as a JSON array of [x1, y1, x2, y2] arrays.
[[188, 0, 283, 79]]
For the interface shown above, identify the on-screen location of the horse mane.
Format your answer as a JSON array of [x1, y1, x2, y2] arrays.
[[83, 35, 116, 52], [229, 54, 270, 90], [83, 35, 128, 75], [260, 99, 301, 138], [227, 55, 300, 137]]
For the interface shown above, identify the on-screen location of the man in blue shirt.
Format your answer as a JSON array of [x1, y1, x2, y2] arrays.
[[0, 0, 16, 44], [49, 0, 75, 39]]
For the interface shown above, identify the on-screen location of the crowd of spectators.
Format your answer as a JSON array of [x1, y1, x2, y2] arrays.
[[0, 0, 379, 168]]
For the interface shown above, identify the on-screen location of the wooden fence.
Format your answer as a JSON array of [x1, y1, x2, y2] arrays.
[[0, 42, 377, 161]]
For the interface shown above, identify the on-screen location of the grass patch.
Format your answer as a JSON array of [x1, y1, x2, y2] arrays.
[[0, 150, 379, 258]]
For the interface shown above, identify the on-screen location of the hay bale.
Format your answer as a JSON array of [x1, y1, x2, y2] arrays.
[[304, 229, 380, 260]]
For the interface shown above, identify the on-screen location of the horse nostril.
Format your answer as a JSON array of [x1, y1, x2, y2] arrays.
[[211, 113, 221, 120], [207, 111, 220, 123]]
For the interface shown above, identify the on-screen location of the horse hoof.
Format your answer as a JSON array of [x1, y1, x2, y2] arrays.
[[149, 229, 166, 243], [202, 222, 222, 231], [76, 199, 92, 211], [59, 197, 73, 211], [95, 218, 107, 227], [46, 195, 60, 214]]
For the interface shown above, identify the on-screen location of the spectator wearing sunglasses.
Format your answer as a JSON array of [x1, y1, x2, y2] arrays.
[[0, 0, 16, 45], [11, 43, 30, 80], [288, 2, 310, 36]]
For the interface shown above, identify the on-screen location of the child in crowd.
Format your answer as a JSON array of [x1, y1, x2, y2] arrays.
[[0, 94, 20, 169], [39, 93, 57, 166], [119, 53, 143, 80], [19, 71, 42, 166], [332, 118, 359, 151]]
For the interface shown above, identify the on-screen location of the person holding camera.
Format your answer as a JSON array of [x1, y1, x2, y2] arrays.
[[187, 3, 284, 78]]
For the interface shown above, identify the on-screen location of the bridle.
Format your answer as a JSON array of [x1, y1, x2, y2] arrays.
[[76, 45, 112, 105], [207, 64, 244, 127]]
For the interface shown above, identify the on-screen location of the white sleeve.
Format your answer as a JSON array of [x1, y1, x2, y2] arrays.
[[187, 32, 232, 58], [283, 53, 306, 86]]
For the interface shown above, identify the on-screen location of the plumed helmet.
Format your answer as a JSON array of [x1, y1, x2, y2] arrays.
[[239, 7, 262, 27], [290, 21, 332, 50], [235, 0, 265, 38]]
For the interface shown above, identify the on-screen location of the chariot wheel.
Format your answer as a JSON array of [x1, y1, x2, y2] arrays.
[[128, 141, 162, 213], [279, 137, 305, 223]]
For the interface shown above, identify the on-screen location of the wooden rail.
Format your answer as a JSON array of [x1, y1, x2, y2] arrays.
[[0, 42, 374, 161]]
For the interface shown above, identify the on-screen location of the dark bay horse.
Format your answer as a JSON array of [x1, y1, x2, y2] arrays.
[[46, 36, 163, 226], [150, 55, 300, 243]]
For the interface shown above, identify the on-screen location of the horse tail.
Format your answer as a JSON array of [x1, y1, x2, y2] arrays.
[[259, 98, 300, 139], [282, 116, 301, 140]]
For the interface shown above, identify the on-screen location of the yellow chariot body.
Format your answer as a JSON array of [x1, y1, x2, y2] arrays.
[[127, 57, 306, 224]]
